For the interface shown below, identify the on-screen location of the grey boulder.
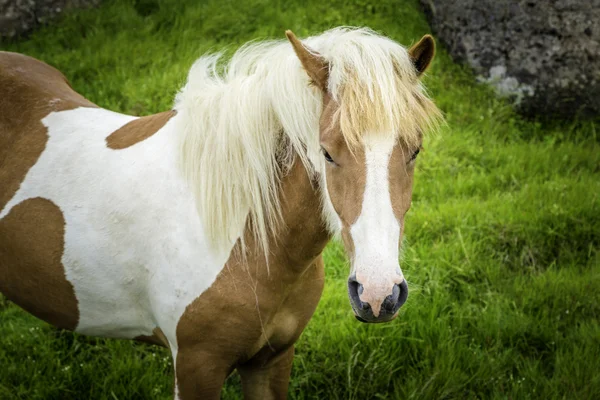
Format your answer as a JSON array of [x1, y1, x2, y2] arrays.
[[421, 0, 600, 119]]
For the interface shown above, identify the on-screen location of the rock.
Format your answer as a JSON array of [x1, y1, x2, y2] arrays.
[[420, 0, 600, 119], [0, 0, 101, 39]]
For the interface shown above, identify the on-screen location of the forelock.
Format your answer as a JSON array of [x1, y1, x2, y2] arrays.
[[307, 28, 442, 149]]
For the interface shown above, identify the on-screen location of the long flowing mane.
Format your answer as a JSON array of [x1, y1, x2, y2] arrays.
[[173, 27, 442, 255]]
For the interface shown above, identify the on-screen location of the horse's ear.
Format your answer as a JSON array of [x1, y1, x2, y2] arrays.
[[409, 34, 435, 77], [285, 30, 329, 91]]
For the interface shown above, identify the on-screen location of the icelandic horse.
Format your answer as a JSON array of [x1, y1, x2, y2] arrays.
[[0, 28, 441, 399]]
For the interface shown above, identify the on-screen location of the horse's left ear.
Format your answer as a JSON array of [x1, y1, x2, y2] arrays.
[[285, 30, 329, 91], [409, 34, 435, 77]]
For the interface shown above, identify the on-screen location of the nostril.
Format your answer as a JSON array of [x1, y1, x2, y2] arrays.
[[398, 280, 408, 307], [348, 279, 359, 302], [383, 284, 400, 311], [355, 284, 369, 309], [381, 281, 409, 314], [348, 278, 370, 311], [384, 298, 394, 311], [348, 279, 358, 295]]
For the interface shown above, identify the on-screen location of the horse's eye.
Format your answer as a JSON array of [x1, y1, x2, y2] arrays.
[[323, 149, 334, 163], [410, 148, 420, 162]]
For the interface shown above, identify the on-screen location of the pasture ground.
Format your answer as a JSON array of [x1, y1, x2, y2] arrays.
[[1, 0, 599, 398]]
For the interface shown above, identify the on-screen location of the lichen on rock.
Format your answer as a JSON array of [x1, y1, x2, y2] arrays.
[[421, 0, 600, 119]]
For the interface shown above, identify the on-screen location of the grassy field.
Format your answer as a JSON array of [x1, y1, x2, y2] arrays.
[[1, 0, 599, 399]]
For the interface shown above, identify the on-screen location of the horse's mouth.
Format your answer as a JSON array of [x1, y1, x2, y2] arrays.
[[355, 315, 368, 323], [354, 310, 399, 323]]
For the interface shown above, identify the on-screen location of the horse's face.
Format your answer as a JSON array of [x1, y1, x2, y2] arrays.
[[286, 31, 436, 323], [319, 96, 418, 323]]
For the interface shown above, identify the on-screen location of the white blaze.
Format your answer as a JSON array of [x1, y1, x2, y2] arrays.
[[350, 136, 404, 317]]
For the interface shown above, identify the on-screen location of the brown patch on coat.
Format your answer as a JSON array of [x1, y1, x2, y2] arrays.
[[0, 51, 97, 211], [174, 157, 329, 399], [0, 197, 79, 330], [106, 110, 176, 149], [388, 143, 417, 224], [0, 52, 98, 330]]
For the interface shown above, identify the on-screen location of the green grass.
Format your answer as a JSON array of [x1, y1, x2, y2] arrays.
[[1, 0, 599, 398]]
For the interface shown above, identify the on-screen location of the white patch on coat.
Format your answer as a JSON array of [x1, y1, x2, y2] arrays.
[[0, 107, 236, 357], [349, 136, 404, 317]]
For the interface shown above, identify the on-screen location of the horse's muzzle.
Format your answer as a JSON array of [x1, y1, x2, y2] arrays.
[[347, 277, 408, 323]]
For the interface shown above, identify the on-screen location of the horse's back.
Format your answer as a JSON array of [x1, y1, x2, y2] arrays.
[[0, 51, 96, 130], [0, 52, 97, 210]]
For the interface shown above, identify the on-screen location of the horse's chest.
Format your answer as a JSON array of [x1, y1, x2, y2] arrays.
[[255, 300, 314, 354], [242, 266, 324, 368], [175, 257, 325, 364]]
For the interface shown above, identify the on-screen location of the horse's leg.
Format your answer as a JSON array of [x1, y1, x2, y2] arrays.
[[238, 346, 295, 400], [174, 348, 230, 400]]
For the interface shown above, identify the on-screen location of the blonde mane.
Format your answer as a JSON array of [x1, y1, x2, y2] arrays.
[[173, 27, 442, 255]]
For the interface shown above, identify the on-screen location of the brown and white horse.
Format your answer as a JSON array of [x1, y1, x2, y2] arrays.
[[0, 28, 441, 399]]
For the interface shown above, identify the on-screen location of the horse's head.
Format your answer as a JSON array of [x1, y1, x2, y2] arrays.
[[287, 31, 439, 323]]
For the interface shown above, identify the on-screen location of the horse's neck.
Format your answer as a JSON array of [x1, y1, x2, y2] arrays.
[[278, 156, 330, 267], [240, 156, 330, 277]]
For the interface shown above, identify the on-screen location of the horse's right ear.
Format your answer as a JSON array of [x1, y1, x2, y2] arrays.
[[285, 30, 329, 91]]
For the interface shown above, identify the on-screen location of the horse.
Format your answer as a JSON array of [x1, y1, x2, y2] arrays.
[[0, 27, 441, 399]]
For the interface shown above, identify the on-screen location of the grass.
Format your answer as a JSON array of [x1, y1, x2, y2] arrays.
[[1, 0, 599, 398]]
